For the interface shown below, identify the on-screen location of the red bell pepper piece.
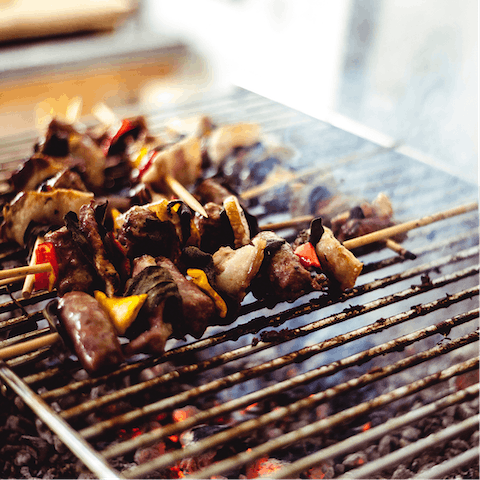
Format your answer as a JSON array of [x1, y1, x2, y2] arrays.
[[34, 242, 59, 291], [294, 242, 321, 269], [102, 118, 135, 155], [137, 150, 158, 179]]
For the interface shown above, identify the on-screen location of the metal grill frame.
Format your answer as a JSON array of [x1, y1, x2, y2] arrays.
[[0, 88, 478, 479]]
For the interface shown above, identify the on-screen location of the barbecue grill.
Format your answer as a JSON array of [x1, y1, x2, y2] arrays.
[[0, 88, 478, 479]]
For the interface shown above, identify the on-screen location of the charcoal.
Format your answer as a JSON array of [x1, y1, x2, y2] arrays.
[[392, 464, 413, 478]]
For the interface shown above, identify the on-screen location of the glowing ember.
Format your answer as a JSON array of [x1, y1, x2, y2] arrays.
[[362, 421, 372, 432], [246, 457, 286, 478], [173, 405, 200, 423]]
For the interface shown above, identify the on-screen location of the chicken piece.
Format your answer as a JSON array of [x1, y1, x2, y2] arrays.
[[42, 118, 106, 190], [315, 226, 363, 291], [207, 123, 261, 166], [141, 136, 202, 191], [250, 231, 328, 304], [9, 154, 65, 192], [213, 236, 267, 304], [0, 189, 94, 246]]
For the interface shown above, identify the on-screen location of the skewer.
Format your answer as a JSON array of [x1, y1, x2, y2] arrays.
[[384, 239, 416, 260], [342, 202, 478, 250], [260, 202, 478, 253], [0, 332, 60, 361], [92, 102, 208, 217], [0, 263, 52, 281], [22, 236, 45, 298], [164, 174, 208, 218], [65, 96, 83, 124]]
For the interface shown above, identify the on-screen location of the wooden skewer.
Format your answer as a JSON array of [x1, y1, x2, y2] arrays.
[[0, 332, 60, 361], [22, 236, 44, 298], [165, 174, 208, 218], [384, 239, 416, 260], [65, 96, 83, 124], [343, 202, 478, 250], [260, 202, 478, 253], [260, 215, 314, 231], [0, 263, 52, 281]]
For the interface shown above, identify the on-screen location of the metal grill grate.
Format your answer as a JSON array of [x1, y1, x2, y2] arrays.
[[0, 88, 478, 479]]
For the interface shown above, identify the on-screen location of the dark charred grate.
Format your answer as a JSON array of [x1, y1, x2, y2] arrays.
[[0, 88, 478, 479]]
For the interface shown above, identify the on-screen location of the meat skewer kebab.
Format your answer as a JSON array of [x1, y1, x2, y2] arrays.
[[0, 202, 476, 368], [92, 103, 208, 218]]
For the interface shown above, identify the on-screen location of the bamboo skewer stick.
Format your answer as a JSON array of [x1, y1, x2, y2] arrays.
[[0, 333, 60, 361], [260, 202, 478, 254], [22, 236, 44, 298], [164, 174, 208, 218], [0, 263, 52, 281], [342, 202, 478, 250]]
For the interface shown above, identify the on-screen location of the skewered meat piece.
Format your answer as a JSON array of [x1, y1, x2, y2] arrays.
[[213, 235, 267, 304], [331, 192, 399, 243], [206, 123, 261, 167], [123, 255, 177, 355], [250, 231, 329, 304], [9, 154, 65, 192], [42, 118, 106, 191], [44, 226, 98, 296], [57, 291, 125, 376], [40, 167, 89, 192], [65, 201, 121, 297], [314, 222, 363, 291], [141, 136, 203, 191], [156, 256, 217, 339], [0, 188, 94, 246], [116, 204, 183, 264]]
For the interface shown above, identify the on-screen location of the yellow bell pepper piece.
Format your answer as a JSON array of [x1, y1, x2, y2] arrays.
[[187, 268, 227, 318], [94, 291, 147, 335]]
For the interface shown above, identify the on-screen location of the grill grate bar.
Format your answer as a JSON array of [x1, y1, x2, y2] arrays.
[[100, 310, 478, 459], [126, 351, 479, 479], [57, 266, 478, 423]]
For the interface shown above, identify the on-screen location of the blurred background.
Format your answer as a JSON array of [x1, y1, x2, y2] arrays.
[[0, 0, 477, 184]]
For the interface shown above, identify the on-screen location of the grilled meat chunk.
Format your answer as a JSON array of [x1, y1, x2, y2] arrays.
[[250, 231, 328, 304], [0, 188, 93, 246], [123, 256, 177, 355], [156, 256, 217, 339], [44, 226, 97, 296], [57, 291, 124, 376], [213, 236, 266, 304], [315, 225, 363, 291], [117, 205, 182, 264]]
